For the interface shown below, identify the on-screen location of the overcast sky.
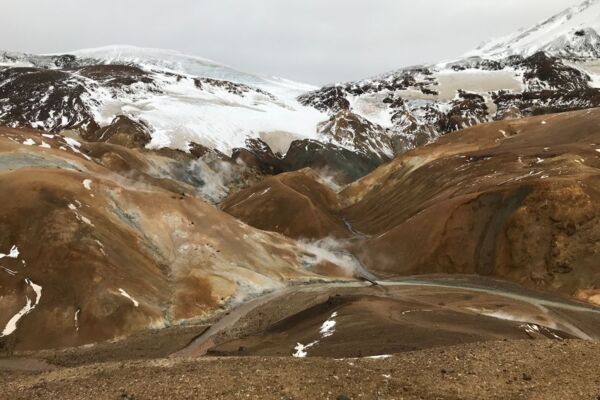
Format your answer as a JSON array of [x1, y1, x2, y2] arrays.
[[0, 0, 584, 84]]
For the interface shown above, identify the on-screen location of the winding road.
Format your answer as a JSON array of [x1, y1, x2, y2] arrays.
[[172, 275, 600, 358]]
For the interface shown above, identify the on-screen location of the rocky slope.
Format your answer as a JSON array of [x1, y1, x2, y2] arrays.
[[0, 127, 358, 352], [0, 47, 401, 183], [4, 275, 600, 399], [3, 340, 600, 400], [223, 109, 600, 306], [298, 0, 600, 161], [299, 51, 600, 153], [221, 168, 348, 240], [344, 110, 600, 303], [3, 0, 600, 358]]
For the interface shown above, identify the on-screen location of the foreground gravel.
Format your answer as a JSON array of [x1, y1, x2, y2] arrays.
[[2, 340, 600, 399]]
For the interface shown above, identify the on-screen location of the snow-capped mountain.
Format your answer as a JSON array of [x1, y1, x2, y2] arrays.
[[64, 45, 317, 99], [300, 0, 600, 151], [2, 45, 315, 98], [0, 46, 327, 155], [467, 0, 600, 59], [4, 0, 600, 184]]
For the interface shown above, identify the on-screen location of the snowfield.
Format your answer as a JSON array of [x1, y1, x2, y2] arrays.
[[467, 0, 600, 59], [75, 65, 326, 153], [1, 45, 329, 155]]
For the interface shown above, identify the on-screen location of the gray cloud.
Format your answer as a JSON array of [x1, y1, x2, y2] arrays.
[[0, 0, 583, 84]]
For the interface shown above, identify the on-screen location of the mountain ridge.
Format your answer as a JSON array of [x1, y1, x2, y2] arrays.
[[467, 0, 600, 59]]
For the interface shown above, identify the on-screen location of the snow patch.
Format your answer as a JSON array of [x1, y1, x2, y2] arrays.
[[0, 279, 42, 337], [74, 308, 81, 332], [293, 341, 319, 358], [62, 136, 92, 160], [292, 311, 339, 358], [67, 203, 95, 227], [118, 288, 139, 307], [465, 1, 600, 59], [83, 179, 93, 190], [0, 245, 19, 259], [319, 311, 338, 338], [520, 323, 563, 340]]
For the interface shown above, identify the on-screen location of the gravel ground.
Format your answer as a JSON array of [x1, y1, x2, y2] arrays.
[[2, 340, 600, 399]]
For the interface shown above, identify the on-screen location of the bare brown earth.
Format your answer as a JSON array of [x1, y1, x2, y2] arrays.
[[191, 276, 600, 358], [344, 110, 600, 305], [0, 127, 346, 352], [221, 168, 348, 239], [222, 109, 600, 305], [1, 340, 600, 400], [2, 277, 600, 399]]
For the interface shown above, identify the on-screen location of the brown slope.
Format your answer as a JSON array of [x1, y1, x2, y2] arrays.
[[218, 109, 600, 305], [207, 282, 588, 358], [0, 128, 341, 352], [221, 168, 348, 240], [4, 340, 600, 400], [341, 109, 600, 303]]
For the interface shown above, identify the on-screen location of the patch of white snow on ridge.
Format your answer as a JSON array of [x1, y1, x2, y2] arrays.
[[61, 136, 92, 160], [0, 245, 19, 259], [319, 312, 338, 338], [67, 203, 95, 227], [292, 311, 339, 358], [0, 279, 42, 337], [82, 179, 93, 190], [74, 308, 81, 332], [118, 288, 139, 307], [63, 137, 81, 148], [22, 138, 36, 146], [293, 341, 319, 358]]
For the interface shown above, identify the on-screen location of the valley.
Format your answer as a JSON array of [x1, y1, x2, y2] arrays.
[[2, 1, 600, 398]]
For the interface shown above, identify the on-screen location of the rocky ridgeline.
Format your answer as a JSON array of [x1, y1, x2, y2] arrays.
[[300, 52, 600, 154], [4, 38, 600, 184]]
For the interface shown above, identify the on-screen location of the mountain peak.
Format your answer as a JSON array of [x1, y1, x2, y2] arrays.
[[466, 0, 600, 59]]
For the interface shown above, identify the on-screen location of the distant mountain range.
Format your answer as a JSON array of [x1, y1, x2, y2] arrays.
[[2, 1, 600, 183]]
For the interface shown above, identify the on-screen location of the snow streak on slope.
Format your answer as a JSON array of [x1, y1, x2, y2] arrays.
[[467, 0, 600, 59], [1, 279, 42, 337]]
